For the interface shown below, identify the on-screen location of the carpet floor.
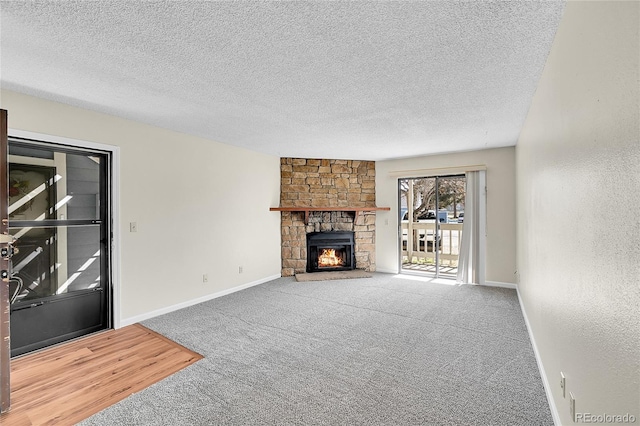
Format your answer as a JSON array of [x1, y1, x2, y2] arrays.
[[80, 273, 553, 426]]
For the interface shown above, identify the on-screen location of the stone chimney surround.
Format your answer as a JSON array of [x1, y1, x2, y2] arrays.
[[272, 158, 389, 277]]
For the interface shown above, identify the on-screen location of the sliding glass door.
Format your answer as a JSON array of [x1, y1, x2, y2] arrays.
[[399, 175, 465, 278]]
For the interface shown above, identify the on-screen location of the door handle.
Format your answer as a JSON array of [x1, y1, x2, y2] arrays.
[[0, 235, 14, 281]]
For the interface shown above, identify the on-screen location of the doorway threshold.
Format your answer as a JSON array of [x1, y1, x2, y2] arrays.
[[395, 271, 459, 286]]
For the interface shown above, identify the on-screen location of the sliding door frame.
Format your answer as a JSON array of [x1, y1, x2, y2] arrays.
[[398, 174, 464, 279], [391, 165, 487, 280]]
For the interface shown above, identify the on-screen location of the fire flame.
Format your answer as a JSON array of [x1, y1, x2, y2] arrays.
[[318, 248, 344, 267]]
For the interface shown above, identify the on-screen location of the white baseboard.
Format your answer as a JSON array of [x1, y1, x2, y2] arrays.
[[119, 273, 281, 327], [516, 288, 561, 426], [483, 280, 517, 289], [375, 268, 399, 274]]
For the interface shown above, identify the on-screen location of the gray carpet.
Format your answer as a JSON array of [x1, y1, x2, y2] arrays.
[[80, 273, 553, 426]]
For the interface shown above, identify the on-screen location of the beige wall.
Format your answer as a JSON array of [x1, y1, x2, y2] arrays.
[[516, 1, 639, 424], [375, 147, 516, 284], [1, 90, 282, 323]]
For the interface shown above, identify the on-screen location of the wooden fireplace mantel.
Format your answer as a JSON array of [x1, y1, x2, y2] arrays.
[[270, 206, 391, 224]]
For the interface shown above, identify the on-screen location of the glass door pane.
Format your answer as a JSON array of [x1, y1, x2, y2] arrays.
[[400, 177, 437, 274], [436, 176, 465, 278], [9, 224, 103, 303]]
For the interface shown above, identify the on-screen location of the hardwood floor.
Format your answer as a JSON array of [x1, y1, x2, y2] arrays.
[[0, 324, 203, 425]]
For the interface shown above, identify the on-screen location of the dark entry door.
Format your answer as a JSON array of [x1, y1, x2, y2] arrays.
[[1, 110, 11, 412], [7, 137, 111, 357]]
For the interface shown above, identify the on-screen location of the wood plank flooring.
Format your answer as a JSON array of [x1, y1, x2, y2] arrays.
[[0, 324, 203, 426]]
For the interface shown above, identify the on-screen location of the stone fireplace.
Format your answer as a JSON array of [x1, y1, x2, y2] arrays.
[[275, 158, 384, 277]]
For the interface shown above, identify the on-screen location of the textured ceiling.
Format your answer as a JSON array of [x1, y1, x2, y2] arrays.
[[0, 1, 565, 161]]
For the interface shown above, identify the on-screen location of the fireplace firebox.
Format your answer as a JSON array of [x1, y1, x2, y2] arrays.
[[306, 231, 355, 273]]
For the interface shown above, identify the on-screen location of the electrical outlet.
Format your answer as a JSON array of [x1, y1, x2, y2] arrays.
[[384, 218, 389, 225], [238, 266, 243, 274], [560, 372, 566, 398], [569, 392, 576, 421], [129, 222, 137, 233], [202, 274, 208, 283]]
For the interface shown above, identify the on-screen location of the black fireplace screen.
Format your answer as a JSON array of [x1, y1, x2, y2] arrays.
[[306, 231, 355, 273]]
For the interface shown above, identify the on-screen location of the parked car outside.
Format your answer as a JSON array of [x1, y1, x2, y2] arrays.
[[402, 210, 435, 221], [458, 212, 464, 223]]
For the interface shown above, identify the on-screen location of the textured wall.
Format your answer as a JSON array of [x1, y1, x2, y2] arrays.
[[516, 2, 639, 424], [375, 147, 516, 284]]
